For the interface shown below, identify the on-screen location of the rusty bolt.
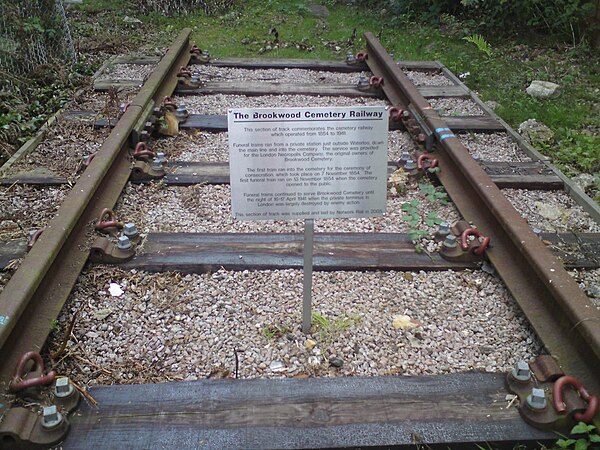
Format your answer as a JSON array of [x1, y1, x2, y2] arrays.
[[54, 377, 74, 398], [511, 360, 531, 382], [442, 235, 458, 249], [345, 51, 356, 64], [123, 223, 139, 240], [527, 388, 547, 410], [117, 235, 132, 251], [42, 405, 63, 430]]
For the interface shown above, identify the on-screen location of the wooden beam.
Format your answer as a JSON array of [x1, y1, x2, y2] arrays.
[[63, 373, 554, 449], [444, 116, 506, 132]]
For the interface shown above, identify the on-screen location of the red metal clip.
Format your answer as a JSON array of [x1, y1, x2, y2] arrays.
[[132, 142, 156, 161], [355, 52, 368, 62], [553, 376, 599, 423], [177, 66, 192, 78], [417, 153, 439, 170], [163, 96, 177, 111], [190, 45, 202, 55], [389, 107, 403, 122], [461, 228, 490, 256], [369, 76, 384, 88], [95, 208, 122, 231], [26, 228, 45, 252], [9, 351, 56, 393]]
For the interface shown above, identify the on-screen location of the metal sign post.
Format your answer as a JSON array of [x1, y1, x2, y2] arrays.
[[302, 218, 314, 333]]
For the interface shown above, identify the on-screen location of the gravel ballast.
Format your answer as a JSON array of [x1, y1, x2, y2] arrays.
[[177, 94, 389, 115], [51, 266, 541, 385], [458, 133, 532, 162], [190, 66, 369, 84], [569, 269, 600, 309], [403, 70, 453, 86], [429, 98, 485, 116], [101, 63, 156, 81], [115, 182, 460, 235], [502, 188, 600, 233]]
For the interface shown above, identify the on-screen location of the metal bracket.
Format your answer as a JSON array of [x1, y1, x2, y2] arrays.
[[130, 160, 166, 182], [89, 236, 135, 263], [438, 220, 489, 262], [406, 104, 434, 152]]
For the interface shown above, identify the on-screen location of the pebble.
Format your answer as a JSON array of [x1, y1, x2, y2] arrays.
[[458, 133, 531, 162], [329, 357, 344, 368], [429, 98, 484, 116]]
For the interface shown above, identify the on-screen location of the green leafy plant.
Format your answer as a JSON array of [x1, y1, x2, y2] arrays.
[[261, 323, 289, 340], [49, 319, 60, 333], [311, 311, 360, 345], [555, 422, 600, 449], [419, 182, 449, 205], [463, 33, 493, 57], [401, 199, 421, 227]]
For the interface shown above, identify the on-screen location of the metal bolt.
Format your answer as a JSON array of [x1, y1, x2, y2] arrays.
[[202, 50, 210, 60], [527, 387, 547, 410], [41, 405, 63, 429], [190, 75, 201, 84], [117, 235, 132, 251], [155, 152, 167, 164], [175, 105, 189, 120], [404, 159, 416, 170], [511, 360, 531, 382], [345, 51, 356, 64], [398, 152, 411, 165], [54, 377, 74, 398], [123, 223, 138, 239], [471, 152, 481, 161], [437, 222, 451, 237], [357, 73, 369, 90], [532, 228, 543, 239], [151, 158, 163, 170], [442, 235, 457, 249]]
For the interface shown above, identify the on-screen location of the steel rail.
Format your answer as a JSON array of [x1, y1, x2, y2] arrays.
[[0, 29, 193, 386], [364, 33, 600, 408]]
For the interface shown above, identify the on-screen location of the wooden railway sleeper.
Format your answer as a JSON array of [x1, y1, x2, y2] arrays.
[[439, 220, 490, 262], [506, 356, 599, 430]]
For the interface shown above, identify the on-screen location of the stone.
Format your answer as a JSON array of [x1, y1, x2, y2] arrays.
[[518, 119, 554, 144], [329, 357, 343, 368], [308, 4, 329, 17], [485, 100, 500, 110], [572, 173, 595, 192], [526, 80, 560, 98], [305, 339, 317, 351], [269, 361, 285, 371]]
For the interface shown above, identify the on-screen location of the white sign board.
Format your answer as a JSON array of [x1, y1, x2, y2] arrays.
[[228, 106, 388, 220]]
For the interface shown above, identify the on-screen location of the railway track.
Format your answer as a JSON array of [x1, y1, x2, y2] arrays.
[[0, 28, 598, 448]]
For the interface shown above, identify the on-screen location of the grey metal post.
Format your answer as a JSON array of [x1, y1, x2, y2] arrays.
[[302, 218, 314, 333]]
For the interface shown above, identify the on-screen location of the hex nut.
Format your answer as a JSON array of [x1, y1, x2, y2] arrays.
[[42, 405, 63, 430], [511, 360, 531, 382], [443, 235, 458, 249], [123, 223, 138, 238], [55, 377, 74, 398], [117, 235, 132, 250], [526, 387, 547, 410]]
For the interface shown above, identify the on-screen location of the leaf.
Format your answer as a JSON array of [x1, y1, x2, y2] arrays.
[[574, 438, 589, 450], [556, 439, 577, 448], [589, 435, 600, 443], [572, 422, 595, 435], [392, 314, 421, 330]]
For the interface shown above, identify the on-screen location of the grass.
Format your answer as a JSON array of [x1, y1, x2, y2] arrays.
[[3, 0, 599, 192]]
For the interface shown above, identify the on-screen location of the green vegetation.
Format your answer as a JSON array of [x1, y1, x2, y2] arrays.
[[555, 422, 600, 449], [1, 0, 598, 193], [311, 311, 360, 344]]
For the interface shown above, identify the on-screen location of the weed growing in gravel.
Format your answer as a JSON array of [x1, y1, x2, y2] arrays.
[[555, 422, 600, 449], [261, 323, 289, 340], [311, 311, 360, 346]]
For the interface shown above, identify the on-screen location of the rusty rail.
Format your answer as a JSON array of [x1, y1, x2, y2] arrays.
[[364, 33, 600, 408], [0, 29, 193, 387]]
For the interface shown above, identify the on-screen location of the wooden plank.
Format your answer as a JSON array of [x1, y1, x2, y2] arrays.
[[113, 55, 161, 65], [541, 232, 600, 269], [417, 85, 468, 97], [200, 57, 442, 72], [0, 168, 68, 186], [120, 232, 478, 272], [64, 373, 554, 449], [94, 79, 143, 91], [444, 115, 506, 132], [175, 81, 384, 98]]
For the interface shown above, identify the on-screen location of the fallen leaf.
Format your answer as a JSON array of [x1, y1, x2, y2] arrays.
[[392, 314, 421, 330]]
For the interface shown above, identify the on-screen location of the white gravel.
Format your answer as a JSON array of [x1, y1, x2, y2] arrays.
[[102, 63, 156, 81], [429, 98, 485, 116], [51, 266, 541, 385], [190, 66, 369, 84], [156, 129, 417, 163], [176, 94, 389, 115], [115, 182, 460, 235], [502, 189, 600, 233], [458, 133, 532, 162], [568, 269, 600, 309], [404, 70, 453, 86]]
